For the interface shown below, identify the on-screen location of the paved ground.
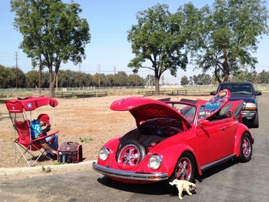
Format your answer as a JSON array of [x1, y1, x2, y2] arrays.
[[0, 160, 93, 178]]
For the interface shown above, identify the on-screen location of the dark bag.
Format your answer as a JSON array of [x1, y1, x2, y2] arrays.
[[58, 141, 82, 163]]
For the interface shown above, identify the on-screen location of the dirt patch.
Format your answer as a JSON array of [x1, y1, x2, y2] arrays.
[[0, 95, 210, 168]]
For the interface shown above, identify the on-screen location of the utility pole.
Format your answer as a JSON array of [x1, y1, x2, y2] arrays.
[[39, 55, 42, 95], [113, 66, 116, 87], [15, 52, 18, 88], [98, 64, 100, 90]]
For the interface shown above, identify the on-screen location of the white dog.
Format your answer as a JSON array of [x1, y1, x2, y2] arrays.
[[169, 179, 196, 199]]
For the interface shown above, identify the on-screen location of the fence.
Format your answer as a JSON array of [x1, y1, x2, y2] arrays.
[[0, 84, 268, 99]]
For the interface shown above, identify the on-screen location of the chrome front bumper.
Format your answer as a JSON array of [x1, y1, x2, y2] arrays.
[[92, 162, 168, 181], [242, 110, 256, 119]]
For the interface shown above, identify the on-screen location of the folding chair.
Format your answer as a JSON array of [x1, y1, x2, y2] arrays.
[[13, 119, 58, 166], [5, 96, 59, 167]]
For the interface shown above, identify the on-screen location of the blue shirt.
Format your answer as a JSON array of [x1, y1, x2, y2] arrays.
[[30, 119, 43, 140]]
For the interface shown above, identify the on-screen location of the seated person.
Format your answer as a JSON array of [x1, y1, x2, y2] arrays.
[[30, 113, 58, 156]]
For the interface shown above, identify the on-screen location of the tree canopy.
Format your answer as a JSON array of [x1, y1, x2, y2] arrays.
[[127, 4, 197, 94], [190, 0, 269, 83], [11, 0, 91, 97], [128, 1, 268, 93], [7, 0, 269, 93], [0, 65, 146, 88]]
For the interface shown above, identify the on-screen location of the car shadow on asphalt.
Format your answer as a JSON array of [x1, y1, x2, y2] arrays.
[[97, 177, 197, 198], [195, 158, 239, 183], [96, 159, 239, 196], [97, 177, 171, 195]]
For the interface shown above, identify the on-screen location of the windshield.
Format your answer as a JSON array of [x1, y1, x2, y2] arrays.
[[219, 84, 252, 95], [167, 103, 196, 123]]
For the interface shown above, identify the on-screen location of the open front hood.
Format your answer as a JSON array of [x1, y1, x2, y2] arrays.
[[110, 97, 191, 129]]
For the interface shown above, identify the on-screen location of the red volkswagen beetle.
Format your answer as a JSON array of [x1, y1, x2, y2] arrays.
[[92, 89, 253, 185]]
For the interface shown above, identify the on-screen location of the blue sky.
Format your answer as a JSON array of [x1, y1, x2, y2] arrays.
[[0, 0, 268, 84]]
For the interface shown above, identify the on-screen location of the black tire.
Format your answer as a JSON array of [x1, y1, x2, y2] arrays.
[[252, 112, 259, 128], [117, 140, 147, 166], [238, 132, 253, 162]]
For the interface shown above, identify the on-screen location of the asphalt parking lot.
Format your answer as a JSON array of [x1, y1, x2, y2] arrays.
[[1, 93, 269, 202]]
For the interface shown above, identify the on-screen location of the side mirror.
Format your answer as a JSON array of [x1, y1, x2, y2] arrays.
[[256, 91, 262, 96]]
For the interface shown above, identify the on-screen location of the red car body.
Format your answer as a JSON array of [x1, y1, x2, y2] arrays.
[[93, 89, 254, 184]]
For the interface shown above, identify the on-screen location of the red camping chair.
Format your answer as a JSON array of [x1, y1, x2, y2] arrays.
[[6, 96, 59, 167], [13, 119, 59, 166]]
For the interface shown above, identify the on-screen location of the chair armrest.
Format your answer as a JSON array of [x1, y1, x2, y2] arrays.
[[47, 130, 59, 136], [32, 130, 59, 143]]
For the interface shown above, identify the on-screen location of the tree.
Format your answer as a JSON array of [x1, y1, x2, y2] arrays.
[[188, 76, 194, 86], [15, 67, 26, 88], [92, 73, 109, 87], [25, 70, 39, 88], [245, 70, 258, 83], [190, 0, 269, 83], [1, 67, 26, 88], [99, 74, 110, 87], [0, 65, 8, 88], [42, 72, 50, 88], [58, 70, 75, 87], [192, 73, 212, 85], [0, 65, 6, 88], [258, 70, 269, 84], [114, 71, 128, 86], [234, 69, 258, 83], [180, 76, 189, 86], [74, 72, 90, 87], [11, 0, 91, 97], [127, 4, 194, 94], [127, 74, 145, 87], [145, 74, 155, 87]]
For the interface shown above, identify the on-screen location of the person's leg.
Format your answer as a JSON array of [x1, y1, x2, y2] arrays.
[[39, 139, 57, 155], [45, 134, 59, 153]]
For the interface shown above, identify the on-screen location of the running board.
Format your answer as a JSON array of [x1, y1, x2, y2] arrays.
[[201, 154, 236, 172]]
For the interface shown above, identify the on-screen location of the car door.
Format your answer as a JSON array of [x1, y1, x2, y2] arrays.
[[224, 120, 237, 155], [196, 119, 230, 166]]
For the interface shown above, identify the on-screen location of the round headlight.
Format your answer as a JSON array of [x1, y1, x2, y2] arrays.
[[99, 147, 110, 161], [149, 154, 162, 170]]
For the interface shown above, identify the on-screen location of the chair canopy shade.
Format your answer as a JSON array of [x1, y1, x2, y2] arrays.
[[6, 96, 58, 113]]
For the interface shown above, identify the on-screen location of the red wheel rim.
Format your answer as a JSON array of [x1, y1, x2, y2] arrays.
[[117, 144, 140, 166], [242, 137, 251, 157], [175, 157, 192, 180]]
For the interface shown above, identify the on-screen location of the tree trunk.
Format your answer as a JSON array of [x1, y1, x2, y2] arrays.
[[49, 81, 55, 97], [155, 75, 160, 95], [48, 68, 56, 98]]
